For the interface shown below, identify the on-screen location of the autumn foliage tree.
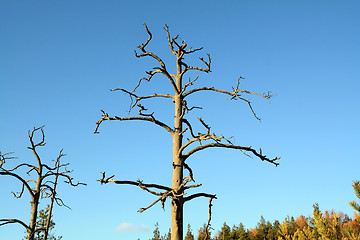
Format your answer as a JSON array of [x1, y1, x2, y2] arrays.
[[95, 24, 279, 240]]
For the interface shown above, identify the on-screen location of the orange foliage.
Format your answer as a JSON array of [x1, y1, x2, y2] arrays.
[[343, 212, 360, 235], [247, 228, 257, 238], [295, 215, 309, 229]]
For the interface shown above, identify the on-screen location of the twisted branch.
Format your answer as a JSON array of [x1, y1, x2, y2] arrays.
[[183, 142, 280, 166], [183, 77, 273, 121], [94, 110, 174, 134], [0, 219, 30, 230], [133, 24, 178, 94], [111, 87, 173, 111], [98, 172, 173, 213]]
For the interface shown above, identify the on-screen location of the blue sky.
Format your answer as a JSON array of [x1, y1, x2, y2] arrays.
[[1, 0, 360, 239]]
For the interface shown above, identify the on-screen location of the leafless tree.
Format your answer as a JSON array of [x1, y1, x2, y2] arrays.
[[0, 126, 85, 240], [95, 24, 280, 240]]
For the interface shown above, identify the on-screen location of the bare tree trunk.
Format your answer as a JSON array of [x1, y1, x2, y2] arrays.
[[28, 192, 40, 240], [171, 92, 183, 240], [43, 169, 59, 240], [28, 146, 43, 240]]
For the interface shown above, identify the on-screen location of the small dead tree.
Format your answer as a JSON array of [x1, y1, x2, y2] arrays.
[[0, 126, 85, 240], [95, 24, 280, 240]]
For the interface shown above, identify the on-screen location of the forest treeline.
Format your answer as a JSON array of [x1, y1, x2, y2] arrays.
[[150, 181, 360, 240]]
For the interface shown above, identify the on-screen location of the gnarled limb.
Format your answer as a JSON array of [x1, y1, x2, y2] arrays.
[[111, 87, 173, 111], [0, 171, 35, 198], [205, 197, 215, 240], [135, 24, 166, 70], [180, 54, 211, 76], [98, 172, 172, 193], [98, 172, 173, 213], [133, 24, 178, 94], [94, 110, 174, 134], [0, 219, 30, 231], [183, 162, 195, 182], [0, 152, 16, 167], [183, 193, 216, 202], [183, 77, 273, 121], [183, 142, 280, 166], [7, 163, 39, 175]]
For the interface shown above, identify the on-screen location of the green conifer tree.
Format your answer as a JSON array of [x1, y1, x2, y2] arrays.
[[230, 223, 248, 240], [162, 228, 171, 240], [349, 180, 360, 213], [217, 222, 231, 240], [24, 205, 62, 240], [312, 203, 342, 239], [197, 223, 211, 240], [184, 224, 194, 240], [151, 222, 161, 240]]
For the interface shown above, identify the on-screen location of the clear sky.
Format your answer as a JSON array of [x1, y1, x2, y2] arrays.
[[1, 1, 360, 239]]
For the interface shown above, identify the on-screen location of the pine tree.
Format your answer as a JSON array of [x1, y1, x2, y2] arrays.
[[343, 212, 360, 239], [162, 228, 171, 240], [277, 217, 292, 240], [349, 180, 360, 213], [218, 222, 231, 240], [312, 203, 342, 239], [255, 216, 277, 239], [184, 224, 194, 240], [230, 223, 248, 240], [151, 222, 161, 240], [197, 223, 211, 240], [25, 205, 62, 240]]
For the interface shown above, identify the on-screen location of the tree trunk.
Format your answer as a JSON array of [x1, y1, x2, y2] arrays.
[[171, 90, 183, 240], [28, 193, 40, 240], [44, 171, 59, 240]]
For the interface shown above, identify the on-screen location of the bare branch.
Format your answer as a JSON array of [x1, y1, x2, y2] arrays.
[[179, 118, 229, 155], [137, 104, 155, 120], [0, 219, 30, 231], [205, 197, 215, 240], [133, 24, 178, 94], [165, 24, 178, 55], [111, 87, 173, 111], [183, 54, 211, 74], [183, 162, 195, 182], [135, 24, 166, 69], [138, 190, 173, 213], [183, 143, 280, 166], [0, 171, 35, 198], [94, 110, 174, 134], [11, 182, 25, 198], [181, 119, 197, 139], [28, 126, 46, 149], [98, 172, 174, 213], [54, 197, 71, 209], [183, 77, 273, 121], [98, 172, 171, 192], [4, 163, 39, 175], [183, 193, 216, 202], [180, 76, 199, 95], [0, 152, 16, 167]]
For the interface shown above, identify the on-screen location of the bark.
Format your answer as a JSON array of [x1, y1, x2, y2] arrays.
[[171, 82, 184, 240]]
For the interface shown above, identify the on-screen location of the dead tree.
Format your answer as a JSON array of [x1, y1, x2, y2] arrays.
[[0, 126, 85, 240], [95, 24, 280, 240]]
